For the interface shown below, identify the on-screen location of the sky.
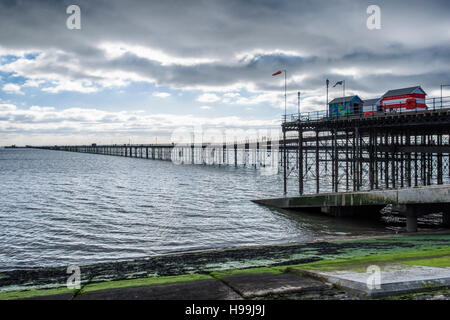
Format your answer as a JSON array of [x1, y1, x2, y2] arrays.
[[0, 0, 449, 145]]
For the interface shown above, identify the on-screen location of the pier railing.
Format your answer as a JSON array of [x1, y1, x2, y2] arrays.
[[282, 95, 450, 123]]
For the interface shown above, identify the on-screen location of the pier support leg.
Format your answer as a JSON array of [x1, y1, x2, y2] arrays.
[[443, 212, 450, 228], [321, 206, 355, 217], [405, 206, 418, 233], [283, 128, 287, 195], [395, 205, 418, 232]]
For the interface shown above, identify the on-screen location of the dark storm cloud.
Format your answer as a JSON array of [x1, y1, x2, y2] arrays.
[[0, 0, 449, 97]]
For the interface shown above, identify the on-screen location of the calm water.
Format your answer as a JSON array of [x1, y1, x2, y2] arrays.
[[0, 148, 388, 271]]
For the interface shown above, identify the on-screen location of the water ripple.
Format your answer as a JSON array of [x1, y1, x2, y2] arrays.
[[0, 149, 388, 271]]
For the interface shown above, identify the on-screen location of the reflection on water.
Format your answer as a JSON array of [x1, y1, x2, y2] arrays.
[[1, 148, 390, 271]]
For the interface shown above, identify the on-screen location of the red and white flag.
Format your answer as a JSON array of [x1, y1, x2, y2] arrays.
[[272, 70, 282, 76]]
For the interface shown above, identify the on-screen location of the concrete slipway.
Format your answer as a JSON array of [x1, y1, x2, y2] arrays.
[[253, 184, 450, 232], [298, 265, 450, 298]]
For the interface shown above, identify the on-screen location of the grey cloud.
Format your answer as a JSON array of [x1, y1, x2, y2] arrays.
[[0, 0, 449, 98]]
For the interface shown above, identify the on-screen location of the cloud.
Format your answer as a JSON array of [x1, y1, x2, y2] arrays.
[[0, 0, 449, 144], [99, 42, 216, 66], [0, 103, 17, 111], [152, 92, 171, 98], [200, 105, 212, 110], [2, 83, 24, 95], [196, 93, 221, 103], [23, 79, 44, 87], [0, 103, 278, 142], [0, 0, 448, 98]]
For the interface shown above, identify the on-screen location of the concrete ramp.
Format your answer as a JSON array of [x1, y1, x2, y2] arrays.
[[302, 266, 450, 298]]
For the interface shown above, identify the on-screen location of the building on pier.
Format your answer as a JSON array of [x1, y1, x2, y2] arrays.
[[362, 98, 381, 116], [328, 86, 427, 118], [380, 86, 427, 113], [328, 95, 363, 117]]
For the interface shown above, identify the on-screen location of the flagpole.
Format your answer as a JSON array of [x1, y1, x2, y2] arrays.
[[284, 69, 287, 121], [343, 80, 346, 98], [326, 79, 329, 118], [271, 69, 287, 121], [342, 80, 347, 117]]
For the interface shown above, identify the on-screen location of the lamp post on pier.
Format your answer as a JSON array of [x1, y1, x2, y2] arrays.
[[441, 85, 450, 109], [272, 69, 287, 194], [326, 79, 329, 117]]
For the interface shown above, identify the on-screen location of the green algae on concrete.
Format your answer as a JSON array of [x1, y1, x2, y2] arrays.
[[209, 266, 285, 280], [0, 287, 76, 300], [384, 287, 450, 300], [0, 273, 212, 300], [322, 234, 450, 262], [81, 273, 212, 294], [331, 234, 450, 248], [288, 247, 450, 272], [204, 235, 450, 276], [403, 256, 450, 268], [203, 258, 284, 272]]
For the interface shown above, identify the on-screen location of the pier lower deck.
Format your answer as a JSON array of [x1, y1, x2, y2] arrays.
[[253, 185, 450, 232]]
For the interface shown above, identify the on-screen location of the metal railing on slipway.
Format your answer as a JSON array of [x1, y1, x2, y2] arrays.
[[282, 95, 450, 123]]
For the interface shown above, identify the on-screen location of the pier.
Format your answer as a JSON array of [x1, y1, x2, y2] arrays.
[[33, 96, 450, 196], [263, 96, 450, 231], [30, 96, 450, 232], [33, 140, 281, 169], [280, 96, 450, 195]]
